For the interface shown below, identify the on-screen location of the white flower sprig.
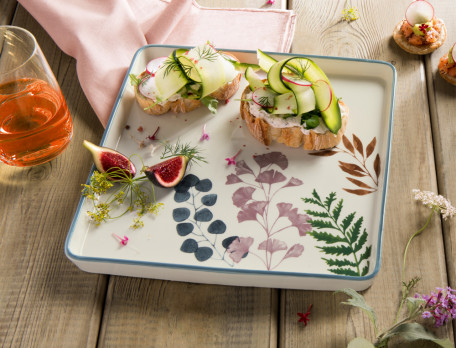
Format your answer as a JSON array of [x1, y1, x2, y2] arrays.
[[413, 189, 456, 220]]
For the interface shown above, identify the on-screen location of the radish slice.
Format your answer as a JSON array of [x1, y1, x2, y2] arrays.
[[138, 75, 158, 99], [450, 42, 456, 65], [146, 57, 168, 75], [313, 80, 333, 112], [252, 87, 276, 109], [405, 0, 434, 26], [282, 74, 312, 87]]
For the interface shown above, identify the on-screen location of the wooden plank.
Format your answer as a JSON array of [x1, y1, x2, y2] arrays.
[[426, 0, 456, 343], [99, 279, 278, 347], [0, 5, 106, 347], [281, 0, 454, 346], [0, 0, 17, 25]]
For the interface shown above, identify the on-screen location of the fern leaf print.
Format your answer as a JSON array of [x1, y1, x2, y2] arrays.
[[302, 189, 372, 276]]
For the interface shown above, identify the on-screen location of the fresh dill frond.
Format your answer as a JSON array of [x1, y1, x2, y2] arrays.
[[82, 168, 163, 228], [161, 140, 206, 164], [195, 45, 219, 62], [129, 73, 141, 87]]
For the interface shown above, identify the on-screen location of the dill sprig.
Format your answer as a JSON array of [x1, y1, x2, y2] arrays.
[[161, 140, 206, 164], [195, 45, 219, 62], [258, 96, 272, 107], [162, 57, 184, 78], [82, 167, 163, 229]]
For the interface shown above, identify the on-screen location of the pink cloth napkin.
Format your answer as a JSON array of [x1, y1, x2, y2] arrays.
[[18, 0, 296, 127]]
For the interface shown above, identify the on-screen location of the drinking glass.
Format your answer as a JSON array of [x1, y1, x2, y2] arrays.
[[0, 25, 73, 167]]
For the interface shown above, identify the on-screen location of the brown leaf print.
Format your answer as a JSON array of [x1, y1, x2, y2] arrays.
[[342, 135, 355, 155], [374, 154, 381, 178], [352, 134, 364, 157], [366, 137, 377, 159], [339, 161, 366, 176], [343, 188, 375, 196], [309, 150, 338, 157], [346, 177, 375, 190]]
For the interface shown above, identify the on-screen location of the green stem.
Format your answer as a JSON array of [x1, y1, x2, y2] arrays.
[[393, 208, 435, 324]]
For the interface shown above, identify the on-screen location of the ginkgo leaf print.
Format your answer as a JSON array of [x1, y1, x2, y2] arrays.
[[226, 151, 308, 270], [310, 134, 381, 196]]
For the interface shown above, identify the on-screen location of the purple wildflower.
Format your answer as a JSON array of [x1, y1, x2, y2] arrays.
[[417, 287, 456, 327]]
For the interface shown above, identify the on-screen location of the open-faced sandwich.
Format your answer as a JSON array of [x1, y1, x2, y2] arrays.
[[393, 0, 446, 55], [439, 42, 456, 85], [130, 43, 242, 115], [239, 50, 348, 151]]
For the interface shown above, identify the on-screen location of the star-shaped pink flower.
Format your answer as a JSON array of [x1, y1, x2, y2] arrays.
[[225, 149, 241, 165]]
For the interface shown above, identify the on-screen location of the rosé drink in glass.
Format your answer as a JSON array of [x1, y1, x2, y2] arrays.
[[0, 26, 73, 167]]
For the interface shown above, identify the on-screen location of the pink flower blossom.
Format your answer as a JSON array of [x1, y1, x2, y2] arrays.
[[200, 124, 209, 141], [226, 149, 242, 165]]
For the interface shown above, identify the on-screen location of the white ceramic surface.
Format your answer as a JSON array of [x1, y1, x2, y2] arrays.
[[65, 45, 396, 291]]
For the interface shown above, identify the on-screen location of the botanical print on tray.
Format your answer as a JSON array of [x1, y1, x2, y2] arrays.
[[302, 189, 372, 276], [225, 152, 311, 270], [172, 174, 235, 266], [310, 134, 381, 196]]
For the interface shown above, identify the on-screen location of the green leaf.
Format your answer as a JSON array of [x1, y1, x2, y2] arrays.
[[382, 322, 453, 348], [302, 198, 323, 207], [406, 297, 425, 317], [361, 262, 370, 276], [310, 231, 346, 244], [311, 189, 322, 203], [319, 244, 352, 256], [353, 230, 368, 252], [358, 245, 372, 263], [342, 212, 355, 232], [324, 257, 357, 268], [129, 73, 141, 87], [324, 192, 337, 210], [347, 337, 375, 348], [335, 288, 378, 331], [332, 200, 343, 223], [305, 210, 330, 218], [348, 217, 364, 244], [310, 219, 337, 230], [200, 96, 219, 114], [329, 267, 359, 276]]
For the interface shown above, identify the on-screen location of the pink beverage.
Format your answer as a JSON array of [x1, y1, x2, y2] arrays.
[[0, 25, 73, 166], [0, 78, 73, 166]]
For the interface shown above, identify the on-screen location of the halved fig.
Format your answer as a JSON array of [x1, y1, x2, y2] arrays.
[[83, 140, 136, 179], [144, 155, 189, 188]]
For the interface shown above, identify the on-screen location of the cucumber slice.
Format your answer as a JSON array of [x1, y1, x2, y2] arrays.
[[185, 45, 225, 97], [267, 58, 292, 94], [245, 67, 266, 91], [177, 55, 202, 83], [272, 92, 297, 114], [154, 56, 188, 100], [283, 83, 316, 115], [257, 49, 277, 72], [267, 57, 316, 115], [300, 58, 341, 133]]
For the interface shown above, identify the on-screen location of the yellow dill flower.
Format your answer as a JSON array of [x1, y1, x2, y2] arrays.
[[342, 0, 359, 22]]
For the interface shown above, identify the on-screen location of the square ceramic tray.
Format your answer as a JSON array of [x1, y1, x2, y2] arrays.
[[65, 45, 396, 291]]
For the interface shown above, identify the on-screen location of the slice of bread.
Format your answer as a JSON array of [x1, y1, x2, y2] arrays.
[[134, 51, 241, 116], [239, 86, 348, 151], [438, 53, 456, 86], [393, 18, 446, 55]]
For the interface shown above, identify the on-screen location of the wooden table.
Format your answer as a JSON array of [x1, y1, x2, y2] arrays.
[[1, 1, 455, 346]]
